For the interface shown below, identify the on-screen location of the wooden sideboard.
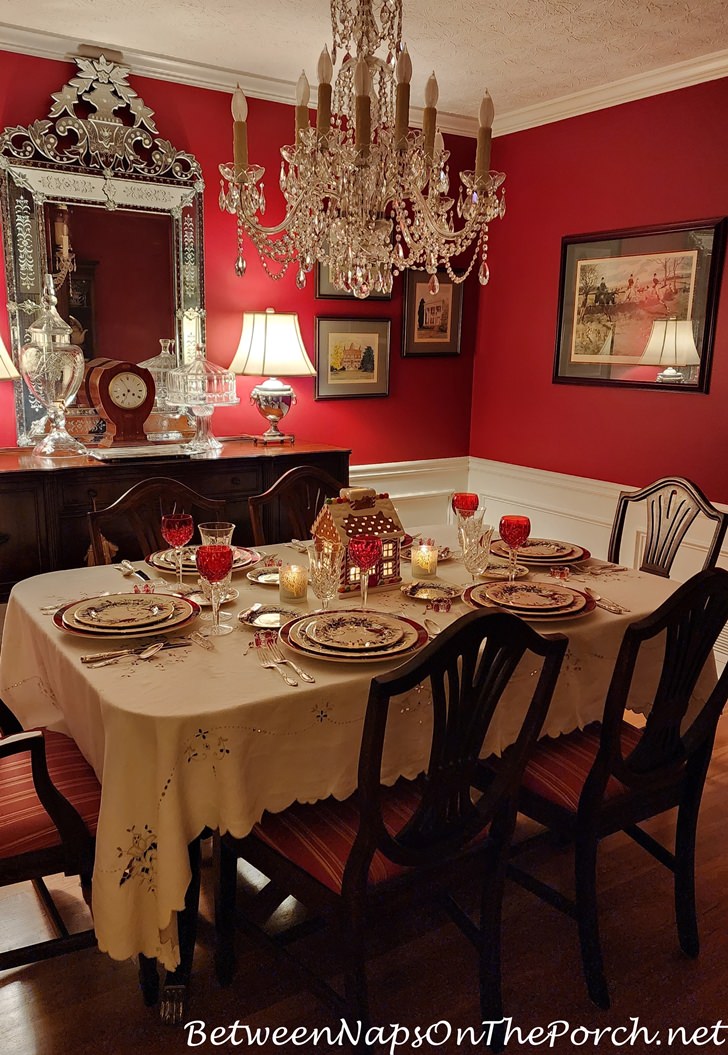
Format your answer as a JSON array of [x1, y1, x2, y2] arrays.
[[0, 440, 350, 601]]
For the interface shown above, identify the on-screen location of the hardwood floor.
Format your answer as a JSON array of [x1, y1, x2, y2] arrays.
[[2, 715, 727, 1055]]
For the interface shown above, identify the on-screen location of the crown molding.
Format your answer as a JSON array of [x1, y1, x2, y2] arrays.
[[1, 22, 727, 141], [495, 49, 728, 136]]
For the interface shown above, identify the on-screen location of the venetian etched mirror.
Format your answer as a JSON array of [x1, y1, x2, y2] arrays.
[[0, 54, 205, 445]]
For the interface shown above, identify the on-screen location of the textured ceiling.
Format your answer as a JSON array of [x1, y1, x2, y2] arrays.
[[2, 0, 728, 120]]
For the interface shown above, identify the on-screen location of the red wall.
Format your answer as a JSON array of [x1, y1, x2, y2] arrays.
[[473, 79, 728, 502], [0, 50, 479, 463]]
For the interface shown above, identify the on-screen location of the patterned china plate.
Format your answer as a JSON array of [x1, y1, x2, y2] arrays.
[[147, 546, 261, 575], [306, 611, 405, 651], [246, 566, 281, 587], [476, 559, 529, 581], [56, 595, 200, 638], [402, 543, 458, 562], [185, 587, 239, 608], [400, 582, 461, 602], [281, 611, 427, 663], [463, 584, 594, 621], [237, 605, 301, 631], [490, 538, 586, 564], [484, 581, 578, 612], [71, 594, 177, 629]]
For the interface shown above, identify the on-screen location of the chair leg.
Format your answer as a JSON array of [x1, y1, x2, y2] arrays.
[[341, 897, 370, 1051], [478, 862, 507, 1053], [214, 836, 239, 986], [138, 954, 160, 1006], [574, 832, 610, 1009], [674, 799, 700, 957]]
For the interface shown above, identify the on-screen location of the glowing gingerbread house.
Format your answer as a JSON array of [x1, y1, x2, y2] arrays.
[[311, 487, 405, 594]]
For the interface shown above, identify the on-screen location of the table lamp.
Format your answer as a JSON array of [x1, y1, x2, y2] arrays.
[[639, 318, 700, 383], [229, 308, 315, 445]]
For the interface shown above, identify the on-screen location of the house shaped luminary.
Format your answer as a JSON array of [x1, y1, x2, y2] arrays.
[[311, 488, 405, 594]]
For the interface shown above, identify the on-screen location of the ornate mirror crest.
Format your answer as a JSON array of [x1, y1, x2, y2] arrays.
[[0, 54, 206, 446]]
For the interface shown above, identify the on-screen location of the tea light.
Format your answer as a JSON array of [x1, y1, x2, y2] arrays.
[[411, 544, 438, 580], [279, 563, 308, 603]]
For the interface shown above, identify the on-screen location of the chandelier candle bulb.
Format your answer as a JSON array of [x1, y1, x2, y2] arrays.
[[279, 563, 309, 604], [316, 46, 333, 141], [295, 72, 310, 141], [395, 45, 412, 149], [232, 86, 249, 175], [422, 72, 438, 159], [354, 57, 371, 155], [475, 90, 495, 178], [411, 543, 438, 580]]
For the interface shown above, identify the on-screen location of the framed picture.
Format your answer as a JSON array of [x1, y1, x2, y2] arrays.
[[553, 219, 726, 392], [315, 317, 391, 400], [402, 270, 464, 357], [315, 262, 393, 300]]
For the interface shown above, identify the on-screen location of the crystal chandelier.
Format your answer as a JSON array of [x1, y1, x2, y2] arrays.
[[218, 0, 505, 299]]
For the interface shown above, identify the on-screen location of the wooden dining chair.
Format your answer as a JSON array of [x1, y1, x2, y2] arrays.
[[504, 567, 728, 1009], [87, 476, 226, 564], [0, 697, 101, 970], [247, 464, 346, 546], [607, 476, 727, 577], [214, 610, 567, 1048]]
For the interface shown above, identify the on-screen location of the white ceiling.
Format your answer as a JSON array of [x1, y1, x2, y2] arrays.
[[2, 1, 728, 134]]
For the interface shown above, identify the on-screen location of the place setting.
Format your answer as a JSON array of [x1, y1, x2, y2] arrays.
[[52, 591, 202, 639], [462, 579, 597, 621], [280, 608, 428, 664]]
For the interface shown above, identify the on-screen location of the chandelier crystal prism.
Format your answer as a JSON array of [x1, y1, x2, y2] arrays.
[[218, 0, 506, 298]]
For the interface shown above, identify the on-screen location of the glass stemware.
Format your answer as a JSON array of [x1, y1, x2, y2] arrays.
[[348, 535, 383, 610], [198, 522, 236, 621], [161, 513, 194, 587], [499, 515, 531, 583], [309, 540, 344, 611], [462, 523, 495, 582], [451, 492, 480, 518], [196, 544, 234, 636]]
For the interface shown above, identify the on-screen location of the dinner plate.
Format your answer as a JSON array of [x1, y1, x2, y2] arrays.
[[463, 585, 594, 621], [490, 538, 587, 564], [281, 611, 428, 663], [246, 566, 281, 587], [306, 611, 405, 651], [237, 604, 301, 631], [476, 560, 529, 581], [400, 581, 461, 602], [184, 587, 239, 608], [71, 594, 177, 629], [484, 581, 578, 612], [55, 595, 200, 638], [146, 546, 261, 575]]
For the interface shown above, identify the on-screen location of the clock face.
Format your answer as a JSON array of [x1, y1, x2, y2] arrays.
[[107, 371, 149, 410]]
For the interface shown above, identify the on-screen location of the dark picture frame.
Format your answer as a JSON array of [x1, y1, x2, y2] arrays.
[[314, 317, 391, 400], [402, 269, 464, 357], [553, 219, 726, 392], [315, 262, 393, 300]]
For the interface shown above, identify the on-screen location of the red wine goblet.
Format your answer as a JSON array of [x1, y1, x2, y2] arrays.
[[161, 513, 194, 587], [348, 535, 383, 610], [499, 515, 531, 583], [451, 492, 480, 517], [196, 544, 234, 636]]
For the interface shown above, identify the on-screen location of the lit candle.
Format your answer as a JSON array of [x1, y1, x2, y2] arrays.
[[354, 56, 371, 157], [475, 89, 495, 179], [411, 544, 438, 580], [231, 85, 248, 177], [317, 46, 333, 143], [422, 72, 438, 160], [395, 45, 412, 150], [296, 71, 310, 141], [279, 562, 308, 603]]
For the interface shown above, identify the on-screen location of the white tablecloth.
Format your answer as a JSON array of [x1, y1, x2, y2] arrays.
[[0, 546, 680, 970]]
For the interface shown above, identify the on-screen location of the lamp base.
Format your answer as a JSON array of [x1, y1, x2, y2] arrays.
[[244, 431, 295, 446], [656, 366, 685, 383]]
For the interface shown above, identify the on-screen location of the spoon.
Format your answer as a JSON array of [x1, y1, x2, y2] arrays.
[[585, 588, 629, 614], [118, 560, 151, 581], [424, 617, 442, 638]]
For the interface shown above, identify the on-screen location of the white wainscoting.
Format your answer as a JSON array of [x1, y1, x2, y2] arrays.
[[351, 456, 728, 668]]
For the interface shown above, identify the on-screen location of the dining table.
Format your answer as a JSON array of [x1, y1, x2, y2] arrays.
[[0, 526, 688, 995]]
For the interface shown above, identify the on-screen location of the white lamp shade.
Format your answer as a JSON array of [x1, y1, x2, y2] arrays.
[[229, 309, 315, 377], [640, 319, 701, 367], [0, 333, 20, 380]]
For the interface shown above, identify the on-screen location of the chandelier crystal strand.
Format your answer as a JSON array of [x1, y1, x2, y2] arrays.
[[219, 0, 505, 297]]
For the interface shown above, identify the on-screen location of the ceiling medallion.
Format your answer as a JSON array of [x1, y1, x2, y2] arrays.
[[219, 0, 505, 298]]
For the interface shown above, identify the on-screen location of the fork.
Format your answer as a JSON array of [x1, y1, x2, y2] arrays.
[[267, 642, 315, 683], [257, 647, 298, 686]]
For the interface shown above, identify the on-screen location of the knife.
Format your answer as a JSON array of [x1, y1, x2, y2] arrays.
[[80, 640, 191, 664]]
